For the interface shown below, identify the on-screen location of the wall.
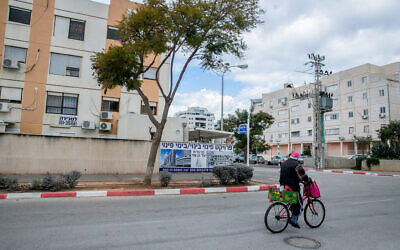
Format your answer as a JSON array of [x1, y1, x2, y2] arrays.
[[362, 160, 400, 172], [304, 156, 355, 169], [0, 133, 159, 174]]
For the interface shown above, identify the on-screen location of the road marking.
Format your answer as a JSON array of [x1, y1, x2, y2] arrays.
[[352, 198, 393, 205]]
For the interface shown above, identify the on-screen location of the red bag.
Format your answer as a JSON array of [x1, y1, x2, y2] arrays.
[[308, 181, 320, 198]]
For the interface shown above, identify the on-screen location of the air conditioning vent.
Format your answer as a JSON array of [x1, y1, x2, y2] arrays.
[[101, 111, 113, 120], [81, 120, 96, 130], [379, 113, 386, 118], [0, 102, 10, 112], [99, 122, 112, 131], [362, 115, 368, 120], [3, 59, 19, 69]]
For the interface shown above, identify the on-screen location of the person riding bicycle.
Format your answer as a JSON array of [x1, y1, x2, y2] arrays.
[[279, 152, 312, 229]]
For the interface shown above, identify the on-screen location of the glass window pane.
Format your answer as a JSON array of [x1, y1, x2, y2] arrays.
[[4, 46, 27, 63], [9, 7, 31, 25], [47, 107, 61, 114], [0, 87, 22, 101], [47, 95, 62, 107], [62, 108, 77, 115], [49, 53, 67, 75], [68, 20, 85, 40], [63, 96, 77, 108], [54, 16, 69, 38], [107, 26, 120, 40]]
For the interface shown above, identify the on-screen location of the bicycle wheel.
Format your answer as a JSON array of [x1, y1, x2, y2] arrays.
[[264, 202, 289, 233], [304, 199, 325, 228]]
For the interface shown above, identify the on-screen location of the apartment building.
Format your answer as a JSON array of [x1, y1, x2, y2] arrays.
[[0, 0, 186, 141], [176, 107, 216, 130], [255, 62, 400, 159]]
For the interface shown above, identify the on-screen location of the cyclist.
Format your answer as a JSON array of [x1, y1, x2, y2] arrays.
[[279, 151, 312, 229]]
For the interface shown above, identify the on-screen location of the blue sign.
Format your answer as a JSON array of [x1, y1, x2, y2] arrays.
[[238, 124, 247, 134]]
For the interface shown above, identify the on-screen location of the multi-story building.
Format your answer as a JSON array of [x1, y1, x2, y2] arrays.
[[0, 0, 186, 141], [255, 62, 400, 159], [176, 107, 215, 130]]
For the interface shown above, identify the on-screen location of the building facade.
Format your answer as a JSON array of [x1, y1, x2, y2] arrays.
[[0, 0, 186, 142], [255, 62, 400, 159], [176, 107, 215, 130]]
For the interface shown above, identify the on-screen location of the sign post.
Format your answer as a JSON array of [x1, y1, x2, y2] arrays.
[[277, 140, 281, 172]]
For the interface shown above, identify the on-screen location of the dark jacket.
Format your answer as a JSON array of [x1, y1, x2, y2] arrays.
[[279, 158, 310, 192]]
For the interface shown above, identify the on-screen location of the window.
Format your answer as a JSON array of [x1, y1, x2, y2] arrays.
[[141, 101, 157, 115], [362, 92, 368, 100], [325, 128, 339, 135], [0, 87, 22, 103], [380, 106, 386, 114], [348, 96, 352, 102], [347, 80, 352, 87], [107, 26, 120, 40], [349, 111, 354, 118], [364, 125, 369, 133], [278, 109, 287, 115], [101, 97, 119, 112], [349, 127, 354, 134], [362, 76, 367, 84], [278, 97, 287, 105], [307, 130, 312, 136], [46, 92, 78, 115], [308, 103, 312, 109], [291, 105, 299, 112], [278, 133, 288, 139], [308, 116, 312, 122], [278, 121, 288, 127], [143, 67, 157, 80], [326, 84, 338, 92], [291, 118, 300, 125], [49, 53, 81, 77], [363, 109, 368, 116], [379, 89, 385, 96], [291, 131, 300, 137], [54, 16, 85, 41], [9, 7, 31, 25], [4, 46, 27, 63], [325, 113, 338, 121], [332, 98, 338, 107]]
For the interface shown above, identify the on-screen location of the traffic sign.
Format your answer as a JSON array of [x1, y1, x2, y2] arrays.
[[238, 124, 247, 134]]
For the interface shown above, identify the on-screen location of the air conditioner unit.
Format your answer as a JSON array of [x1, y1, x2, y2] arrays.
[[81, 121, 96, 130], [101, 111, 113, 120], [3, 59, 19, 69], [0, 102, 10, 112], [362, 115, 368, 120], [99, 122, 112, 131], [339, 136, 344, 141], [379, 113, 386, 118]]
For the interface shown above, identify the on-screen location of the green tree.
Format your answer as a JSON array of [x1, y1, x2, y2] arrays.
[[91, 0, 263, 185], [355, 135, 372, 154], [377, 120, 400, 145], [222, 109, 274, 161]]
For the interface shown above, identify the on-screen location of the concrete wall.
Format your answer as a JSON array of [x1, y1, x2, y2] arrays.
[[362, 159, 400, 172], [0, 133, 159, 174], [304, 156, 355, 169]]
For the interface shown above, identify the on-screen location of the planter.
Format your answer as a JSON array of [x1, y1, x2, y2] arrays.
[[362, 159, 400, 172]]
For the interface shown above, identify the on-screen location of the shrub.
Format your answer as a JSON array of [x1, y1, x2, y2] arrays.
[[31, 171, 82, 192], [62, 171, 82, 188], [366, 157, 380, 170], [213, 165, 253, 185], [160, 170, 172, 187], [354, 158, 365, 170], [0, 174, 20, 191]]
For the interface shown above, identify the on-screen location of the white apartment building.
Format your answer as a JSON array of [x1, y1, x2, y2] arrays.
[[254, 62, 400, 159], [176, 107, 215, 130], [0, 0, 187, 142]]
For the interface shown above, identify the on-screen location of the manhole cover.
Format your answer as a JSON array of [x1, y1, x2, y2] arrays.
[[284, 236, 321, 249]]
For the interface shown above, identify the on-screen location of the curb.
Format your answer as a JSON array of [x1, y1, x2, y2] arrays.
[[0, 184, 278, 200], [307, 168, 400, 177]]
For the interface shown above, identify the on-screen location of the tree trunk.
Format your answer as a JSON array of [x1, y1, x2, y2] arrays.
[[143, 127, 163, 185]]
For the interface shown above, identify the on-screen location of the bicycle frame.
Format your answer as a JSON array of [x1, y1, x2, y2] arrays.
[[269, 192, 320, 219]]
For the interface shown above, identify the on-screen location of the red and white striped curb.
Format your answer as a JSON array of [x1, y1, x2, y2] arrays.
[[307, 169, 400, 177], [0, 184, 278, 200]]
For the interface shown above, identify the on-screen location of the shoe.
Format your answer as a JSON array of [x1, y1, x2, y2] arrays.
[[289, 220, 301, 229]]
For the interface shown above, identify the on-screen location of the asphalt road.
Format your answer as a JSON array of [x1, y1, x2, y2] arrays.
[[1, 167, 399, 250]]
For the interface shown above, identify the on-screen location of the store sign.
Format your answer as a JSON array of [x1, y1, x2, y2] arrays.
[[160, 142, 234, 172], [59, 115, 78, 126]]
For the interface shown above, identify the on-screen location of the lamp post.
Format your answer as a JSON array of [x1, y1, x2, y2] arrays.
[[220, 64, 248, 131]]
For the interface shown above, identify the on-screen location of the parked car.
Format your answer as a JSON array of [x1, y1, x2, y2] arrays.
[[348, 154, 370, 159], [256, 156, 266, 164], [233, 155, 244, 163], [249, 155, 258, 164], [269, 155, 287, 165]]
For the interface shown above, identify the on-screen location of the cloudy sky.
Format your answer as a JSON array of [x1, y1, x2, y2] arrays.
[[94, 0, 400, 120]]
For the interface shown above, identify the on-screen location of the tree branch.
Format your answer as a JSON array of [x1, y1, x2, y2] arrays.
[[133, 80, 160, 128]]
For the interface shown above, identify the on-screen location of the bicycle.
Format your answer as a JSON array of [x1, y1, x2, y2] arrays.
[[264, 182, 325, 233]]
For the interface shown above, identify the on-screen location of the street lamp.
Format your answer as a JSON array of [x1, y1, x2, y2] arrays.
[[220, 63, 248, 131]]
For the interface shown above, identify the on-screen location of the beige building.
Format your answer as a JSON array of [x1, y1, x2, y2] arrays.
[[254, 62, 400, 159], [0, 0, 187, 142]]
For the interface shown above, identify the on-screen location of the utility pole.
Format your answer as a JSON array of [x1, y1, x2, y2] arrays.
[[306, 54, 332, 169]]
